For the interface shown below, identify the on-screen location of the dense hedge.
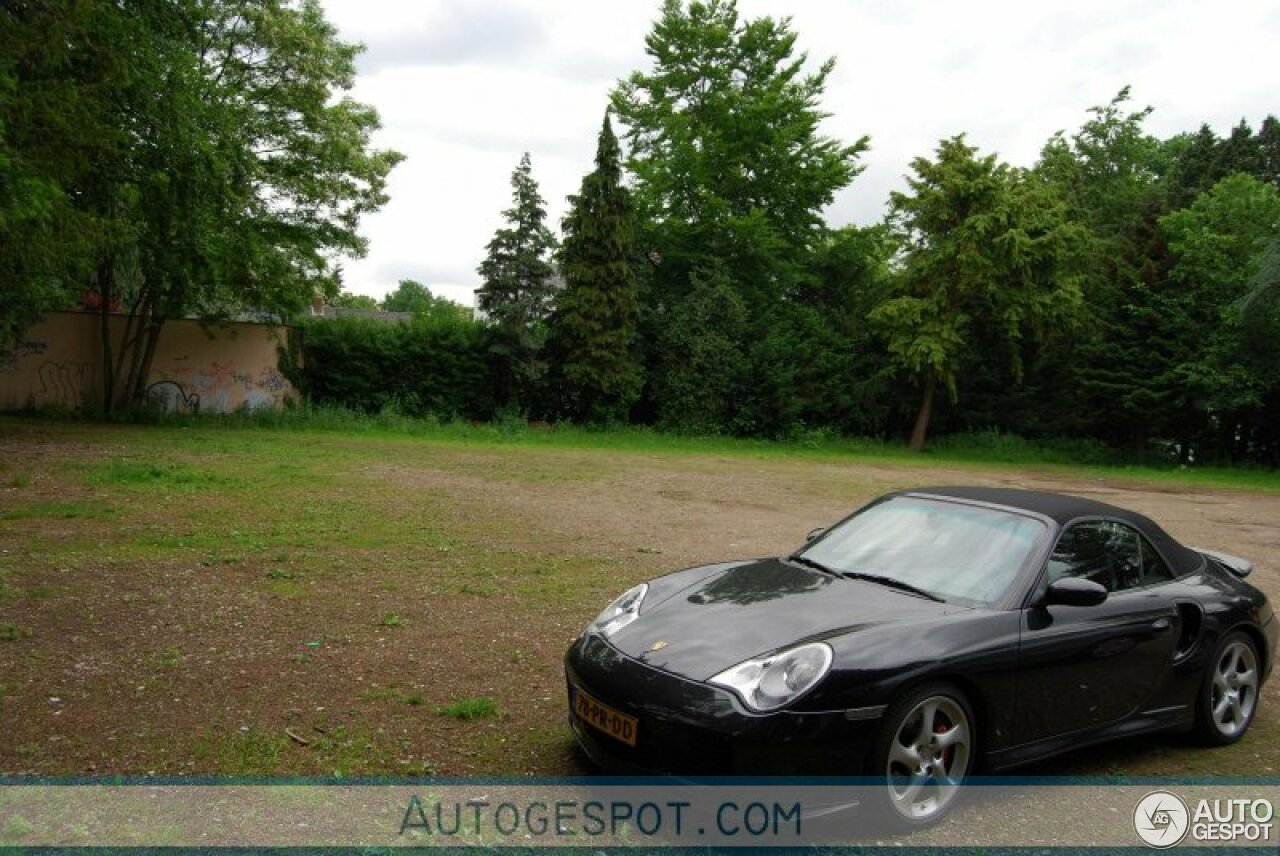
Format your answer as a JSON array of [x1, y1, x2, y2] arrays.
[[284, 316, 497, 420]]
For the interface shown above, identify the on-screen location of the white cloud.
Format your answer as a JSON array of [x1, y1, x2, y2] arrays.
[[321, 0, 1280, 304]]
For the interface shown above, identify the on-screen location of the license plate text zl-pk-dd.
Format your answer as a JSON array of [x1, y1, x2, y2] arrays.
[[574, 688, 638, 747]]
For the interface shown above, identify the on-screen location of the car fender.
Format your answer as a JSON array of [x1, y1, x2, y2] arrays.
[[796, 609, 1022, 745]]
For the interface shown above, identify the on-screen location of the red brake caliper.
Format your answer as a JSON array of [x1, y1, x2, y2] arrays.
[[934, 715, 953, 769]]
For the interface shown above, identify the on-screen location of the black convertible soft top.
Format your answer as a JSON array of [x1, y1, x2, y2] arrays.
[[900, 486, 1206, 577]]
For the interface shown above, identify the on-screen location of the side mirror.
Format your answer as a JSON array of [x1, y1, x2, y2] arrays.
[[1043, 577, 1108, 607], [805, 527, 826, 542]]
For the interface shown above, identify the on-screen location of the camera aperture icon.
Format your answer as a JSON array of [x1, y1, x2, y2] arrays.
[[1134, 791, 1190, 848]]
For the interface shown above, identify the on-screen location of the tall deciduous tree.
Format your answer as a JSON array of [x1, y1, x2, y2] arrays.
[[1032, 88, 1179, 449], [0, 0, 140, 346], [1160, 173, 1280, 461], [109, 0, 402, 410], [329, 291, 380, 310], [3, 1, 402, 410], [873, 136, 1083, 450], [546, 115, 640, 423], [610, 0, 865, 428], [382, 279, 433, 313], [611, 0, 864, 295], [382, 279, 469, 321], [476, 152, 558, 413]]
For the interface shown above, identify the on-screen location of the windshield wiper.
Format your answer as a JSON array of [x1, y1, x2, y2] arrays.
[[789, 556, 946, 602], [788, 554, 839, 576], [837, 571, 946, 603]]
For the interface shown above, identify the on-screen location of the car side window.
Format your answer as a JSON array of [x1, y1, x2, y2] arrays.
[[1139, 535, 1175, 586], [1047, 520, 1146, 593]]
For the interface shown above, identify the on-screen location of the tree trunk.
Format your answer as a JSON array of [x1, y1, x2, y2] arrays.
[[908, 374, 936, 452], [97, 258, 115, 415], [113, 290, 148, 411], [129, 317, 165, 405]]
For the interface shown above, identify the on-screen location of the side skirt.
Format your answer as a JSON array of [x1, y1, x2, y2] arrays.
[[983, 706, 1193, 773]]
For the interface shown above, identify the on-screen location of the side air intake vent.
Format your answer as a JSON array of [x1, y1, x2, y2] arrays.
[[1174, 601, 1204, 662]]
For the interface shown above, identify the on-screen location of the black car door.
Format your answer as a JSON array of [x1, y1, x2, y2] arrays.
[[1014, 519, 1181, 745]]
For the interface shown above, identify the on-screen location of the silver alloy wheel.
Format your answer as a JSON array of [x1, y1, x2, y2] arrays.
[[1211, 639, 1259, 738], [885, 694, 972, 820]]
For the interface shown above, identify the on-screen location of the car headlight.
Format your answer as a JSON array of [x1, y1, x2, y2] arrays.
[[587, 583, 648, 637], [709, 642, 833, 712]]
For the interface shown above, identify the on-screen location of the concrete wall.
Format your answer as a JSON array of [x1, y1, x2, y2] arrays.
[[0, 311, 295, 413]]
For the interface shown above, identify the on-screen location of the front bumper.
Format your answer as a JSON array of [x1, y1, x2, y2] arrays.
[[564, 633, 879, 776]]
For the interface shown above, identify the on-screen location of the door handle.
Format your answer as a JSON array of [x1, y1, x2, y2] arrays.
[[1151, 617, 1172, 632]]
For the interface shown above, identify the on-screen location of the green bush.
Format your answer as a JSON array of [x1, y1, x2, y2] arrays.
[[286, 315, 497, 420], [928, 430, 1120, 466]]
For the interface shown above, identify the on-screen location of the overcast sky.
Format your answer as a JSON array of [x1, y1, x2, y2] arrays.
[[320, 0, 1279, 306]]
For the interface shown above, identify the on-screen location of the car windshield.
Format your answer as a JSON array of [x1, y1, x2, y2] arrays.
[[798, 496, 1047, 605]]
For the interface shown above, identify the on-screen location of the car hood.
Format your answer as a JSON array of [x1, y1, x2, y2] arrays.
[[606, 557, 961, 681]]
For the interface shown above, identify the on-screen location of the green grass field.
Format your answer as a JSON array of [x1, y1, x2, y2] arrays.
[[28, 406, 1280, 489]]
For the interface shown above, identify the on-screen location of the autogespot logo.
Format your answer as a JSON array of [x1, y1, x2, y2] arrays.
[[1134, 791, 1190, 848]]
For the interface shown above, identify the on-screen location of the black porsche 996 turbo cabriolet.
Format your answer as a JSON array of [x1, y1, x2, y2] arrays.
[[565, 487, 1276, 825]]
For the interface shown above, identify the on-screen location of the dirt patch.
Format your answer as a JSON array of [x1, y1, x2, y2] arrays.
[[0, 424, 1276, 777]]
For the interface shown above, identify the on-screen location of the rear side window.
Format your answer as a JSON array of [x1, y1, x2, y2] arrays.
[[1139, 535, 1174, 585], [1048, 520, 1173, 592]]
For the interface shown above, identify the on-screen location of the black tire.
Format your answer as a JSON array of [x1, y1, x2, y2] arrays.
[[863, 682, 977, 830], [1192, 631, 1261, 746]]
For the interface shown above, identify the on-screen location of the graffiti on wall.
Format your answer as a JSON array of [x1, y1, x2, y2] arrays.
[[37, 361, 91, 409], [256, 367, 288, 393], [146, 380, 201, 414], [1, 340, 48, 373], [2, 338, 88, 408], [152, 359, 289, 413]]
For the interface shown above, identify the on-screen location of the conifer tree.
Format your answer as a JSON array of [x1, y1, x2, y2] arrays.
[[476, 152, 558, 412], [546, 115, 640, 422]]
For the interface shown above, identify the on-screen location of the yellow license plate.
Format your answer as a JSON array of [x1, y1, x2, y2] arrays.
[[573, 687, 638, 747]]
